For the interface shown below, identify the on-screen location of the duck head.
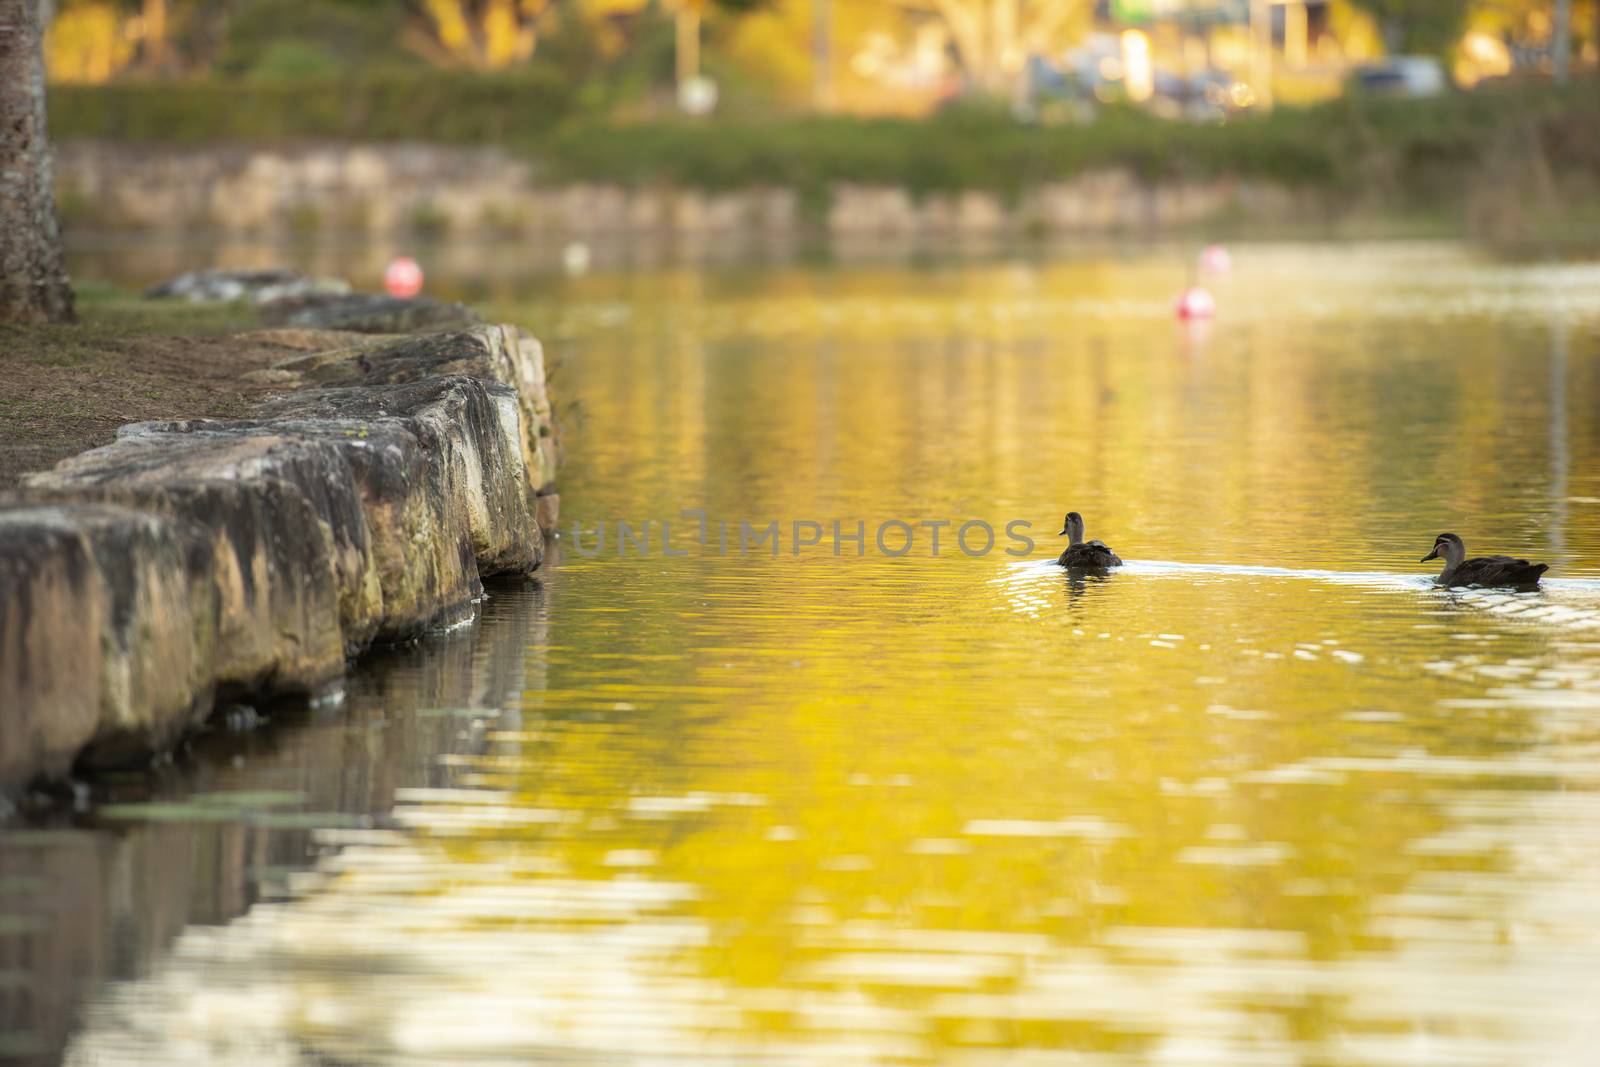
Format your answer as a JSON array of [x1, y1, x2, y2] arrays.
[[1421, 533, 1465, 567], [1059, 511, 1085, 546]]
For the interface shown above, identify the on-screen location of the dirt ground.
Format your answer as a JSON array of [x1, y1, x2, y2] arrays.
[[0, 294, 313, 490]]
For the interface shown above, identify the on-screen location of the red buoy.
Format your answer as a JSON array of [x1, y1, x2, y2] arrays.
[[1176, 286, 1216, 320], [384, 257, 424, 299], [1200, 244, 1232, 275]]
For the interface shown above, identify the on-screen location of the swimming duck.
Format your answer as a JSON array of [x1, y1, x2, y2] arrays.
[[1057, 511, 1122, 570], [1420, 532, 1547, 589]]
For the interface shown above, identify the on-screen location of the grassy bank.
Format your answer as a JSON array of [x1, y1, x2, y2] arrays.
[[0, 288, 272, 489], [50, 75, 1600, 205]]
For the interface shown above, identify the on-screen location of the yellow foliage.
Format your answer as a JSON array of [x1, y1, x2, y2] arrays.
[[423, 0, 475, 54], [1322, 0, 1383, 62], [587, 0, 650, 14], [412, 0, 544, 69], [45, 3, 136, 84], [723, 0, 816, 106], [1457, 0, 1600, 84]]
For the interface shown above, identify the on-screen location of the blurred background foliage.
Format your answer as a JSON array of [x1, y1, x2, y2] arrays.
[[37, 0, 1600, 213], [42, 1, 1600, 106], [44, 0, 761, 98]]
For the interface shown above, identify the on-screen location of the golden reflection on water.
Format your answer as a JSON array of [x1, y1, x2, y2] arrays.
[[61, 244, 1600, 1065]]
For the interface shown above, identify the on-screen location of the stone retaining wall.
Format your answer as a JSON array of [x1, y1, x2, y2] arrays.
[[57, 141, 1313, 238], [0, 323, 559, 794]]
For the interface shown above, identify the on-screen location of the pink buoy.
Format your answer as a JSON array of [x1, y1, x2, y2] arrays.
[[1200, 244, 1232, 274], [1176, 286, 1215, 320], [384, 256, 424, 299]]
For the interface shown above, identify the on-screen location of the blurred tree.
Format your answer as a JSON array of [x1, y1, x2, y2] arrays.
[[1473, 0, 1596, 70], [44, 0, 226, 80], [405, 0, 546, 68], [45, 0, 134, 79], [142, 0, 166, 65], [44, 0, 775, 84], [1445, 0, 1600, 81], [887, 0, 1089, 98], [1, 0, 75, 322], [719, 0, 813, 107], [214, 0, 412, 78], [1346, 0, 1467, 54], [402, 0, 770, 71]]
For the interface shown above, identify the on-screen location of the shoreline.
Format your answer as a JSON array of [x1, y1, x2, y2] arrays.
[[55, 140, 1317, 239], [0, 299, 560, 798], [56, 140, 1600, 254]]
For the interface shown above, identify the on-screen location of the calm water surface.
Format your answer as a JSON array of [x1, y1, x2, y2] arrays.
[[8, 242, 1600, 1066]]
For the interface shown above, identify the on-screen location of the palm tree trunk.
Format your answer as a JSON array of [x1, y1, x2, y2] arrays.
[[0, 0, 74, 324]]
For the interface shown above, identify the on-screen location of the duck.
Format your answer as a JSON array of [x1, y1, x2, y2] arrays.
[[1057, 511, 1122, 570], [1420, 532, 1547, 590]]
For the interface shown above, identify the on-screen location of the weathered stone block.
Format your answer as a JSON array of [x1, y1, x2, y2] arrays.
[[146, 269, 349, 305], [268, 324, 560, 492], [25, 432, 364, 688], [2, 324, 559, 793], [0, 506, 220, 790], [259, 293, 482, 334]]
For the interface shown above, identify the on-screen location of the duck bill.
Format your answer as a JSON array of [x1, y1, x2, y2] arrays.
[[1420, 549, 1439, 563], [1058, 526, 1069, 537]]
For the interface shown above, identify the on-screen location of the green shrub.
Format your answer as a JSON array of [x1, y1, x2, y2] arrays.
[[50, 69, 579, 143], [48, 72, 1600, 204]]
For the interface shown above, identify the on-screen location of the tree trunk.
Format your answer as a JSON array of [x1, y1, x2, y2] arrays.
[[0, 0, 75, 324], [142, 0, 169, 71]]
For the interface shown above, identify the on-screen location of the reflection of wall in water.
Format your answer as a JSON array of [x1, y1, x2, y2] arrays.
[[0, 577, 551, 1067]]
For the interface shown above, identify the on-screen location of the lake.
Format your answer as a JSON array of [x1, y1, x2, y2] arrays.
[[6, 240, 1600, 1066]]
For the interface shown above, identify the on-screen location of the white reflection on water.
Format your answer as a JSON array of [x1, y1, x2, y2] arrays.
[[63, 792, 1600, 1066], [999, 560, 1600, 635]]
